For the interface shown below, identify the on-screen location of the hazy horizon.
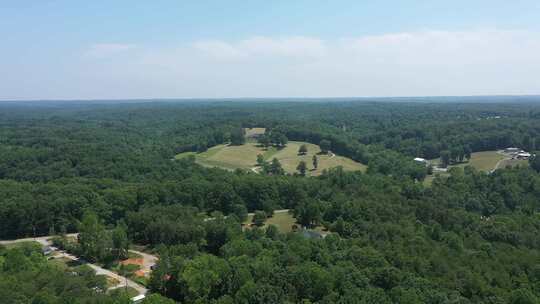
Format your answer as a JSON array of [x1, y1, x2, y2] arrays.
[[2, 1, 540, 100]]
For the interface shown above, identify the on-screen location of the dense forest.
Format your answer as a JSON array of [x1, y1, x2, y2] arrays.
[[1, 99, 540, 303]]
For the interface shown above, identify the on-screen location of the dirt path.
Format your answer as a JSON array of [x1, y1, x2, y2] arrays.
[[493, 150, 512, 171], [53, 248, 148, 295]]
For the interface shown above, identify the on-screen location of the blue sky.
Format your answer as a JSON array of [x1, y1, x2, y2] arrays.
[[1, 1, 540, 99]]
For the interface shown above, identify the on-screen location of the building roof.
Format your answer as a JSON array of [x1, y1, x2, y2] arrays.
[[131, 295, 145, 302]]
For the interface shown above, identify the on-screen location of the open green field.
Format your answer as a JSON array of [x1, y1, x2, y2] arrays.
[[176, 141, 366, 176], [244, 211, 297, 233], [424, 150, 532, 186], [429, 151, 505, 172], [497, 158, 529, 169]]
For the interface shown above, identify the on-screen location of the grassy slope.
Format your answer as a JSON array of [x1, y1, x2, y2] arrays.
[[176, 141, 366, 175]]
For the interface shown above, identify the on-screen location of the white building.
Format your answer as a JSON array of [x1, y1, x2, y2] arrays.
[[505, 147, 520, 153], [517, 152, 531, 160]]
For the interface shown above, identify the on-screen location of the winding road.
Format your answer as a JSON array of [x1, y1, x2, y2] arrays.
[[0, 234, 155, 298]]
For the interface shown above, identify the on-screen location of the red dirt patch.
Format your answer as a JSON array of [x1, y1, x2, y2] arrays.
[[120, 258, 144, 266], [134, 269, 146, 277]]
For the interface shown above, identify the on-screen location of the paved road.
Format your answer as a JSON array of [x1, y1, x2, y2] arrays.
[[0, 233, 78, 247], [129, 249, 158, 277], [0, 234, 150, 296]]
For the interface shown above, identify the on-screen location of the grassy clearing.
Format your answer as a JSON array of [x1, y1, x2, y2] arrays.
[[424, 151, 505, 187], [429, 151, 504, 172], [498, 158, 529, 169], [110, 286, 139, 298], [466, 151, 506, 171], [48, 257, 73, 270], [3, 241, 41, 250], [174, 151, 196, 160], [244, 127, 266, 138], [244, 211, 297, 233], [176, 141, 366, 175]]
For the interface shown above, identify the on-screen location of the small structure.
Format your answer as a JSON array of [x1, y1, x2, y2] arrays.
[[131, 294, 145, 303], [42, 246, 54, 256], [414, 157, 429, 166], [517, 152, 531, 160], [505, 147, 520, 153]]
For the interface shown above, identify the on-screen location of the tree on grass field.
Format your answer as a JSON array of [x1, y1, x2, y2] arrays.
[[230, 128, 246, 146], [440, 150, 451, 168], [298, 144, 308, 155], [264, 158, 284, 175], [257, 135, 271, 148], [312, 155, 318, 170], [464, 145, 472, 160], [297, 161, 307, 176], [319, 139, 331, 154], [256, 154, 265, 166], [278, 134, 288, 147], [258, 131, 288, 148], [252, 211, 267, 227]]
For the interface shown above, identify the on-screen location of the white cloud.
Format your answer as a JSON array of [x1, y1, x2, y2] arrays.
[[4, 30, 539, 99], [84, 43, 137, 58], [193, 36, 326, 60]]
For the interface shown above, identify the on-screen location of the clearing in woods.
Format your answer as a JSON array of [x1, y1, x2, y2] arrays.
[[424, 150, 529, 186], [429, 151, 505, 172], [176, 140, 366, 176], [244, 211, 297, 233], [243, 210, 328, 237]]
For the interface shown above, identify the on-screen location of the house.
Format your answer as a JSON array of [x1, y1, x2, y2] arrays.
[[505, 147, 520, 153]]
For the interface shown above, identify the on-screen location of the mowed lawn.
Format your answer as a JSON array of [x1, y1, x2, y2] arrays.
[[497, 158, 529, 169], [176, 141, 366, 175], [424, 151, 511, 186], [429, 151, 505, 172], [244, 211, 297, 233]]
